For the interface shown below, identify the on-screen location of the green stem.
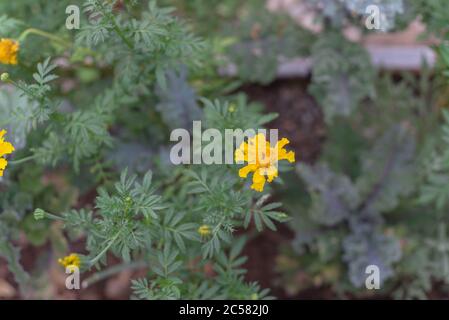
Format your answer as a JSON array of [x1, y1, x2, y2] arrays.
[[45, 212, 65, 221], [111, 23, 134, 49], [5, 78, 41, 101], [82, 260, 147, 288], [97, 1, 134, 49], [9, 155, 37, 165], [88, 230, 122, 267], [18, 28, 71, 48], [18, 28, 97, 57]]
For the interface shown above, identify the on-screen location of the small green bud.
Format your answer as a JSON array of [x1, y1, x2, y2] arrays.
[[33, 208, 46, 221], [125, 196, 133, 205], [1, 73, 10, 82]]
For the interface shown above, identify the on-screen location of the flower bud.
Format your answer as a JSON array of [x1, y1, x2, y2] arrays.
[[1, 73, 10, 82], [33, 208, 46, 220], [198, 224, 212, 237]]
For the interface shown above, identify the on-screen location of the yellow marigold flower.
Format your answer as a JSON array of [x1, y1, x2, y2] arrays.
[[0, 39, 19, 65], [198, 225, 212, 237], [0, 130, 15, 177], [58, 253, 81, 269], [235, 133, 295, 192]]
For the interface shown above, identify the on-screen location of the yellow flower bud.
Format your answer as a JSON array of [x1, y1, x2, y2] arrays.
[[198, 225, 212, 237], [58, 253, 81, 269]]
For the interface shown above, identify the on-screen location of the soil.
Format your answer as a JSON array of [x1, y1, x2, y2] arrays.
[[243, 78, 325, 164]]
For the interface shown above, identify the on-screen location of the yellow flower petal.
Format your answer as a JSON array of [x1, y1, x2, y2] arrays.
[[239, 164, 258, 178], [0, 158, 7, 177], [278, 150, 295, 163], [275, 137, 290, 150], [0, 130, 14, 176], [234, 142, 248, 163], [0, 39, 19, 65], [0, 140, 14, 158], [58, 253, 81, 268], [235, 134, 295, 192], [263, 165, 278, 182], [251, 169, 266, 192]]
